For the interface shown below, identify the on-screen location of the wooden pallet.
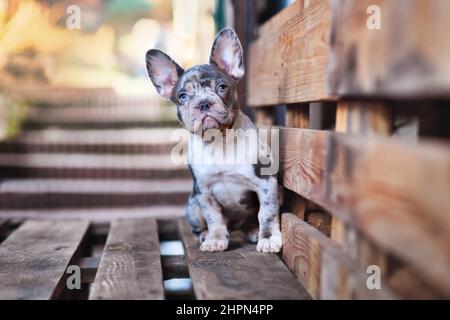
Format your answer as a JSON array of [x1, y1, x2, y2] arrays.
[[0, 218, 311, 300], [242, 0, 450, 299]]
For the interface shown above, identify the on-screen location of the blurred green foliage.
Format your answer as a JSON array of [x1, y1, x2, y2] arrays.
[[0, 93, 28, 140], [107, 0, 153, 17]]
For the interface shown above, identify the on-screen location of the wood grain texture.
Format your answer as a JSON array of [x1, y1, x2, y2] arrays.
[[0, 220, 89, 299], [335, 101, 392, 136], [328, 0, 450, 98], [332, 100, 392, 270], [247, 0, 333, 106], [178, 219, 310, 300], [305, 211, 331, 237], [282, 214, 395, 299], [286, 104, 310, 129], [89, 218, 164, 300], [280, 128, 450, 296]]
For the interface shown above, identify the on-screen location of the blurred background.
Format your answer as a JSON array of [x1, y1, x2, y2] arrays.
[[0, 0, 295, 138], [0, 0, 293, 299], [0, 0, 218, 94]]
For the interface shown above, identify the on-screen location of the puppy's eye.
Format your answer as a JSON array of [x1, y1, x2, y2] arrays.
[[217, 84, 228, 94], [178, 93, 188, 103]]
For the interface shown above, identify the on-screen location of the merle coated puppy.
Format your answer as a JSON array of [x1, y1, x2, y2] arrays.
[[146, 28, 281, 253]]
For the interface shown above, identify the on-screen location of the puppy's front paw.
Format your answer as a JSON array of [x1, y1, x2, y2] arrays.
[[256, 235, 282, 253], [200, 239, 229, 252]]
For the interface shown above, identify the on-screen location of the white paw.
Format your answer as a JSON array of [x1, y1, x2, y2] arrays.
[[256, 235, 282, 253], [200, 239, 229, 252]]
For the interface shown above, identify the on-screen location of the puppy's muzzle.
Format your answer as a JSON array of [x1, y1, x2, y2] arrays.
[[198, 100, 211, 112]]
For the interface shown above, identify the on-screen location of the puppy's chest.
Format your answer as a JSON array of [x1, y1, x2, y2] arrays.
[[192, 163, 254, 187], [189, 133, 258, 176]]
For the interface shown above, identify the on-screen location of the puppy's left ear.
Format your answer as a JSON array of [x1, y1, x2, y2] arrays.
[[209, 28, 245, 81]]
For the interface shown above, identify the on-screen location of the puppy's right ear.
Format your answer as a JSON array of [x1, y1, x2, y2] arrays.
[[146, 49, 184, 99]]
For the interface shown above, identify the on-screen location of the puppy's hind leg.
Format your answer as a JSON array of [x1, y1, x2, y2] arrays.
[[186, 194, 207, 243]]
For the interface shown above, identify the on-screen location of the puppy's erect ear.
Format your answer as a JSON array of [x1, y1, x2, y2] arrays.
[[209, 28, 245, 81], [146, 49, 184, 99]]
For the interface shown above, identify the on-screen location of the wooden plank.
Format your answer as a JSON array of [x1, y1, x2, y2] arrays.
[[282, 213, 396, 299], [0, 179, 191, 209], [305, 211, 331, 237], [254, 108, 275, 127], [286, 104, 310, 129], [178, 219, 311, 300], [0, 220, 89, 299], [280, 127, 450, 297], [332, 101, 392, 266], [247, 0, 333, 106], [89, 218, 164, 300], [328, 0, 450, 98], [335, 101, 392, 136], [0, 206, 185, 222]]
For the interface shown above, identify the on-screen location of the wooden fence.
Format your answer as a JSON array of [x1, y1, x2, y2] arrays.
[[245, 0, 450, 299]]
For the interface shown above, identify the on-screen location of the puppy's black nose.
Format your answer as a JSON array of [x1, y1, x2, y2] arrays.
[[198, 100, 210, 111]]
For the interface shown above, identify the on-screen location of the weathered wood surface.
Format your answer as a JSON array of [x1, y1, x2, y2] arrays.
[[305, 211, 331, 237], [0, 220, 89, 299], [247, 0, 332, 106], [89, 218, 164, 300], [281, 213, 396, 299], [331, 100, 391, 272], [335, 101, 392, 136], [328, 0, 450, 98], [280, 128, 450, 296], [0, 179, 191, 209], [286, 104, 310, 129], [178, 219, 311, 300], [0, 206, 185, 222], [248, 0, 450, 106]]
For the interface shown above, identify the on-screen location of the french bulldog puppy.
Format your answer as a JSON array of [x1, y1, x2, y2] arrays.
[[146, 28, 281, 253]]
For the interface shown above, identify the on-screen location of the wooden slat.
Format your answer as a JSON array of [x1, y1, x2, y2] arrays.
[[286, 104, 310, 129], [328, 0, 450, 98], [89, 218, 164, 300], [178, 219, 311, 300], [282, 213, 396, 299], [331, 101, 392, 268], [335, 101, 392, 136], [248, 0, 450, 104], [0, 179, 190, 209], [0, 220, 89, 299], [280, 127, 450, 296], [0, 206, 184, 222], [305, 211, 331, 237], [247, 0, 332, 106]]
